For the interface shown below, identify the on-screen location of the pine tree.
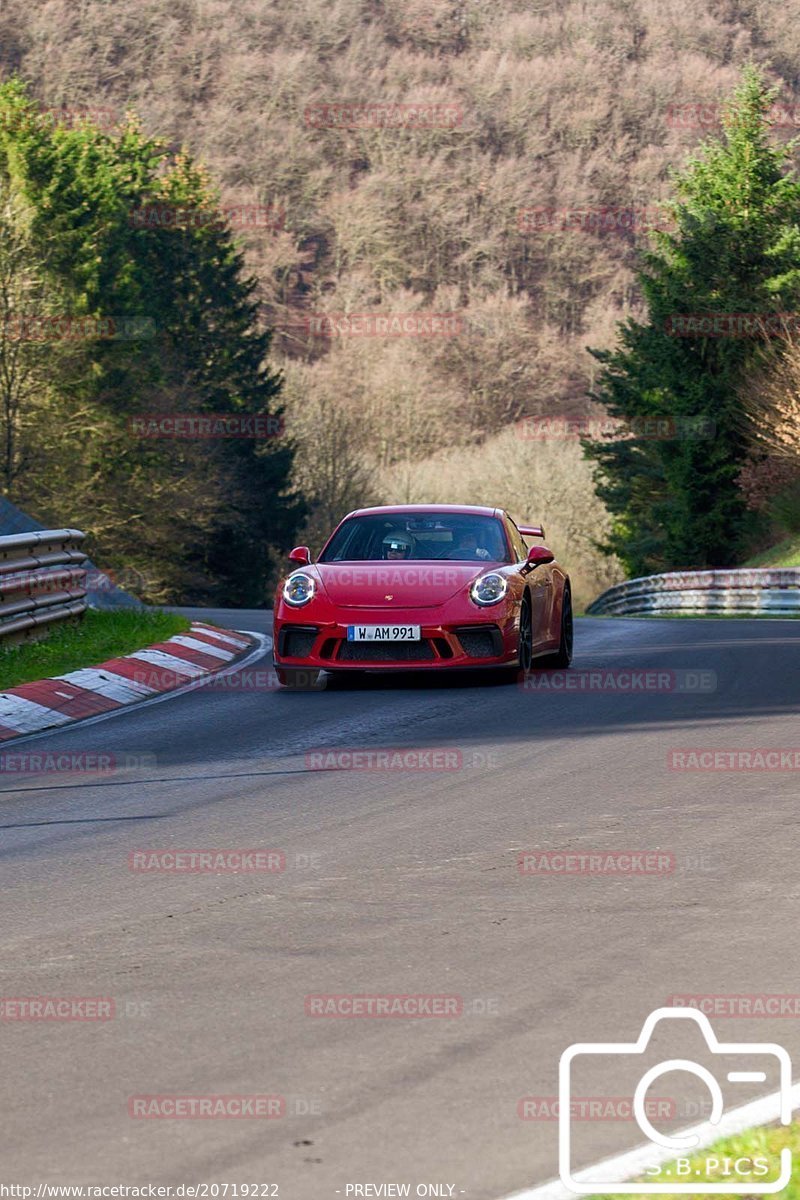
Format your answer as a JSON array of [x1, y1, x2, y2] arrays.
[[584, 67, 800, 575], [0, 78, 305, 603]]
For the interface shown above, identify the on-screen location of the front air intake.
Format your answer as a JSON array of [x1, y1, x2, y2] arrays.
[[337, 640, 436, 662], [279, 626, 318, 657], [454, 626, 503, 658]]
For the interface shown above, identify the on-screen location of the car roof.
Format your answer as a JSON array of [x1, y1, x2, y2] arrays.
[[345, 504, 503, 519]]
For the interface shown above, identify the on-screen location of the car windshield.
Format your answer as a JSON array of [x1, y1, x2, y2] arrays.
[[319, 513, 511, 563]]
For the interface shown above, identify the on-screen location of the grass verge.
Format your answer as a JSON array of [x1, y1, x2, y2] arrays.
[[591, 1118, 800, 1199], [0, 609, 191, 690], [743, 535, 800, 568]]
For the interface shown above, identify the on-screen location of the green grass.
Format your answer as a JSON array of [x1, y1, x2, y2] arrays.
[[0, 608, 191, 690], [743, 535, 800, 568], [591, 1119, 800, 1199]]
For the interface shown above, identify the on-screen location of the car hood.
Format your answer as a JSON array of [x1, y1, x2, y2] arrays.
[[311, 561, 499, 609]]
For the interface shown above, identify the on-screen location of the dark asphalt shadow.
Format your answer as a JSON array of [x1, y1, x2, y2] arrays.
[[1, 616, 798, 794]]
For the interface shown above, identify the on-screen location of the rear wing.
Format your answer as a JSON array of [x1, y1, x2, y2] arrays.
[[518, 524, 545, 539]]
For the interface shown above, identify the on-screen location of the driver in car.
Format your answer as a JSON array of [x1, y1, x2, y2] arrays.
[[382, 531, 415, 560], [453, 531, 491, 560]]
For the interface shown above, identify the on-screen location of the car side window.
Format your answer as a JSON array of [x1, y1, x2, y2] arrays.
[[507, 519, 527, 562]]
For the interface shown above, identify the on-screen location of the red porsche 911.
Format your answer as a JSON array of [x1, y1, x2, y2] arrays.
[[273, 505, 573, 686]]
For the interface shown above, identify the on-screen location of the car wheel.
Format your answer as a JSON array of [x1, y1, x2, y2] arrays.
[[517, 593, 534, 673], [275, 667, 322, 690], [549, 585, 573, 668]]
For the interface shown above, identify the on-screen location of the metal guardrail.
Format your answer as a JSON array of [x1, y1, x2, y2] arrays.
[[587, 568, 800, 616], [0, 529, 88, 645]]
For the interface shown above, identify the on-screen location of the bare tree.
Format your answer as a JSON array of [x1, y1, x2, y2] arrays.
[[741, 337, 800, 466], [282, 361, 378, 552]]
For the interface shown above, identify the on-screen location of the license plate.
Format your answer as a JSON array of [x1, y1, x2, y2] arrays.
[[347, 625, 421, 642]]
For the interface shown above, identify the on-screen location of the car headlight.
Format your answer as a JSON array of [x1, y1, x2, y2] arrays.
[[283, 572, 316, 607], [470, 572, 508, 606]]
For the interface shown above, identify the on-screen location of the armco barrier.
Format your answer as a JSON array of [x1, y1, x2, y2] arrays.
[[587, 568, 800, 616], [0, 529, 88, 644]]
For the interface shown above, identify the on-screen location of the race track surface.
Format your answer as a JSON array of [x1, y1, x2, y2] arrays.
[[1, 615, 798, 1198]]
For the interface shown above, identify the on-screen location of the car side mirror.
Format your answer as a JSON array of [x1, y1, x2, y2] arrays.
[[288, 546, 311, 566], [524, 545, 555, 570]]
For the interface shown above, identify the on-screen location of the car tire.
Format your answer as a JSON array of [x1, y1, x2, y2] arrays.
[[275, 667, 322, 690], [517, 593, 534, 673], [548, 584, 573, 668]]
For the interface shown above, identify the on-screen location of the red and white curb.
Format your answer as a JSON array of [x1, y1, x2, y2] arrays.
[[0, 621, 255, 743]]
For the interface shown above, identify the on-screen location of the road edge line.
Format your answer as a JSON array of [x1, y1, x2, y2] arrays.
[[502, 1080, 800, 1200]]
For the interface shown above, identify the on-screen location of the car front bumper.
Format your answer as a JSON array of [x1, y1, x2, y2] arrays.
[[273, 608, 519, 671]]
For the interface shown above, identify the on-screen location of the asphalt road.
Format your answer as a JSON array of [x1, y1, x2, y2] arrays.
[[1, 614, 799, 1197]]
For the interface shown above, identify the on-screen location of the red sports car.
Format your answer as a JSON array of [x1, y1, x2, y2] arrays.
[[273, 504, 572, 686]]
